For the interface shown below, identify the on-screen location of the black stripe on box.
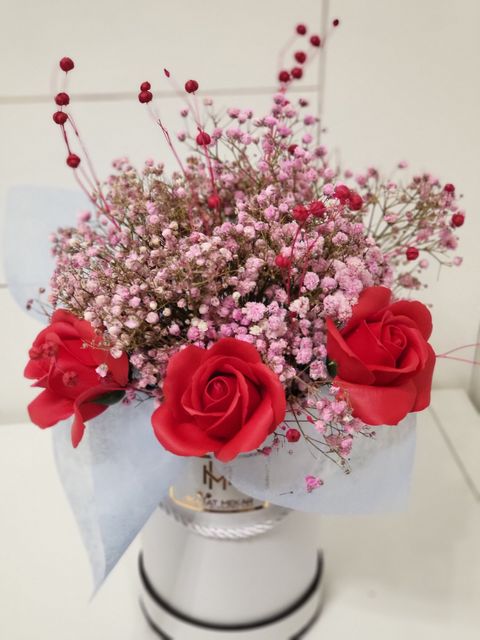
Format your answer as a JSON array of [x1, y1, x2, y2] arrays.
[[138, 551, 322, 636]]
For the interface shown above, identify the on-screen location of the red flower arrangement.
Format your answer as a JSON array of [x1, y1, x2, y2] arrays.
[[25, 310, 128, 447], [21, 19, 466, 477]]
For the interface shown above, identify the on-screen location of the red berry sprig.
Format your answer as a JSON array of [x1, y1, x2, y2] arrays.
[[66, 153, 81, 168], [138, 80, 153, 103], [196, 130, 211, 146], [52, 111, 68, 125], [451, 213, 465, 227], [406, 247, 419, 261], [286, 428, 301, 443], [55, 92, 70, 106], [59, 57, 74, 72], [185, 79, 199, 94], [334, 185, 363, 211], [294, 51, 307, 64], [275, 255, 292, 269]]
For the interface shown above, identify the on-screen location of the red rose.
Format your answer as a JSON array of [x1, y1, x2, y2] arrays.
[[151, 338, 286, 462], [326, 286, 436, 425], [24, 309, 129, 447]]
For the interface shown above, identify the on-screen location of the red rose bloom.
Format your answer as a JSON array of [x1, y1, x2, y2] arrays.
[[151, 338, 286, 462], [24, 309, 129, 447], [326, 286, 436, 425]]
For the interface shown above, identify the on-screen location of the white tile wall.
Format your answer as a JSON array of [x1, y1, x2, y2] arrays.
[[2, 0, 480, 422]]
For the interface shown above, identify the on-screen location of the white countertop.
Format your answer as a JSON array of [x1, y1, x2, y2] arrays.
[[0, 388, 479, 639]]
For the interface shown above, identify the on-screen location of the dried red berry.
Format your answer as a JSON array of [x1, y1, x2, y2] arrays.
[[138, 90, 153, 104], [444, 183, 455, 193], [291, 67, 303, 80], [55, 92, 70, 106], [292, 204, 309, 222], [348, 192, 363, 211], [274, 255, 291, 269], [332, 18, 340, 27], [196, 131, 211, 146], [310, 35, 321, 47], [286, 428, 301, 443], [278, 70, 290, 83], [294, 51, 307, 64], [207, 194, 220, 209], [296, 24, 307, 35], [140, 81, 151, 91], [451, 213, 465, 227], [309, 201, 326, 217], [185, 79, 199, 94], [66, 153, 81, 168], [334, 184, 350, 202], [59, 57, 74, 72], [406, 246, 419, 261], [52, 111, 68, 125]]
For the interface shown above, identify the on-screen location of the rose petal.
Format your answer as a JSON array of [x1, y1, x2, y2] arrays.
[[152, 404, 219, 457], [70, 384, 125, 447], [410, 344, 436, 411], [215, 394, 274, 462], [389, 300, 433, 340], [398, 327, 430, 369], [27, 389, 73, 428], [342, 286, 392, 333], [335, 377, 417, 425], [163, 345, 207, 420], [203, 375, 238, 411], [369, 346, 419, 385], [344, 319, 395, 368], [204, 393, 243, 439], [252, 363, 286, 427], [24, 358, 49, 380], [207, 337, 262, 364], [326, 319, 375, 384], [381, 324, 407, 360]]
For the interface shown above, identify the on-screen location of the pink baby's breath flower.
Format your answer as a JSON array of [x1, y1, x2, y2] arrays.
[[95, 363, 109, 378], [305, 475, 324, 493]]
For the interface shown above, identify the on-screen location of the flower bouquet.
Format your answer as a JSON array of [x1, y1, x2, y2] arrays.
[[6, 17, 466, 640]]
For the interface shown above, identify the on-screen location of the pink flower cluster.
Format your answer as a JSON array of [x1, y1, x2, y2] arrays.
[[46, 20, 464, 471]]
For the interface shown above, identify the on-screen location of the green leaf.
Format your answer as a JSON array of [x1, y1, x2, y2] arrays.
[[326, 359, 337, 377], [91, 390, 126, 406]]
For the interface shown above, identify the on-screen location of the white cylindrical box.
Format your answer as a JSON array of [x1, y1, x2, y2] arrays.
[[139, 457, 323, 639]]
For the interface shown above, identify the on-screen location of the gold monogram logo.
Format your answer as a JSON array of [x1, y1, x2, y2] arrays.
[[203, 460, 229, 490], [167, 459, 269, 513]]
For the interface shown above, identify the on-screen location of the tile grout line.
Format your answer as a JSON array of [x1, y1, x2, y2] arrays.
[[0, 84, 321, 106], [429, 404, 480, 503]]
